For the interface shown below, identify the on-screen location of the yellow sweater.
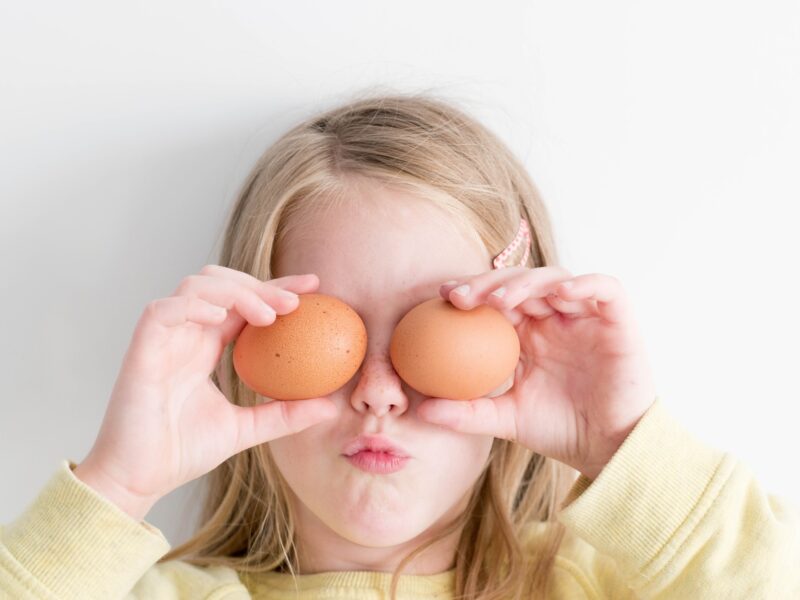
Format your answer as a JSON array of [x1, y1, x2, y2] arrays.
[[2, 398, 798, 599]]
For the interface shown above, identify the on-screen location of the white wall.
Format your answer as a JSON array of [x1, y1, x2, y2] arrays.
[[2, 0, 798, 546]]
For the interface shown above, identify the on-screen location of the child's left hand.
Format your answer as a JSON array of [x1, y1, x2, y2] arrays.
[[416, 266, 657, 480]]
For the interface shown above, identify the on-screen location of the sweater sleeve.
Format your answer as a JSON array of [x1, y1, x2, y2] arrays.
[[0, 459, 172, 599], [557, 396, 800, 599]]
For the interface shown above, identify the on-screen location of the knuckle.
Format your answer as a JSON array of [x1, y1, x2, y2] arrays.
[[143, 297, 168, 322], [180, 294, 195, 311], [556, 266, 574, 279], [176, 274, 200, 294], [199, 264, 219, 276], [143, 299, 160, 317], [252, 288, 274, 307]]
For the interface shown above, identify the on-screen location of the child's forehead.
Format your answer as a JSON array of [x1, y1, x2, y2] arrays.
[[284, 184, 485, 256], [301, 245, 480, 322], [274, 190, 492, 317], [277, 205, 490, 293], [278, 234, 487, 321]]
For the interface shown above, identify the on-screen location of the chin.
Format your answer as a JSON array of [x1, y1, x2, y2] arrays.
[[330, 506, 428, 548], [336, 524, 420, 549]]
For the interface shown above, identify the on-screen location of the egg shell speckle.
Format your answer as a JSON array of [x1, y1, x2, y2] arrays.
[[233, 292, 367, 400]]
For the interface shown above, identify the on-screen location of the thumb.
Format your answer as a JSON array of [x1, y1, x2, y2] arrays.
[[232, 398, 339, 453], [417, 396, 518, 441]]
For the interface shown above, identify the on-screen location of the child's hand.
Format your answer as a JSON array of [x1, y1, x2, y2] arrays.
[[73, 265, 337, 520], [417, 266, 657, 480]]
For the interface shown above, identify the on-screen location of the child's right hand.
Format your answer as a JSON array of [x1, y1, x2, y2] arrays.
[[72, 265, 337, 521]]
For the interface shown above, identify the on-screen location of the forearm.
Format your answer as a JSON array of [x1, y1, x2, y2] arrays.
[[558, 399, 800, 597]]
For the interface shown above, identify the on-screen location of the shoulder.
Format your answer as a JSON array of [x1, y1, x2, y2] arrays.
[[127, 559, 250, 599]]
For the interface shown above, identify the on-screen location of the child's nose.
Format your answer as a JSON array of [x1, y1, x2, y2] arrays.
[[349, 353, 408, 418]]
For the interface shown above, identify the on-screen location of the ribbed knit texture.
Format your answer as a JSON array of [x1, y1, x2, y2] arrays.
[[2, 397, 798, 598], [558, 398, 800, 598], [239, 569, 455, 598], [558, 398, 730, 573], [0, 460, 170, 599]]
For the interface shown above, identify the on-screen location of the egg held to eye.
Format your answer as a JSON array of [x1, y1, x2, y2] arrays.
[[232, 293, 368, 401], [389, 297, 520, 400]]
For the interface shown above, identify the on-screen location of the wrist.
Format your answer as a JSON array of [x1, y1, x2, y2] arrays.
[[578, 462, 606, 481], [576, 423, 638, 481], [72, 462, 160, 522]]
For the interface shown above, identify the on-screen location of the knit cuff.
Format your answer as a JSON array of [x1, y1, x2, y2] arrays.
[[1, 459, 171, 599], [557, 397, 734, 584]]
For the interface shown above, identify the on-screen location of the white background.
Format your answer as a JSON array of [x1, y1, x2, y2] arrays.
[[2, 1, 798, 546]]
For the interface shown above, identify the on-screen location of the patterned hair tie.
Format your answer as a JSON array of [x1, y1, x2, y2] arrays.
[[492, 217, 531, 269]]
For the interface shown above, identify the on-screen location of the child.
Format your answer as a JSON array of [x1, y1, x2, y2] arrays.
[[2, 91, 798, 599]]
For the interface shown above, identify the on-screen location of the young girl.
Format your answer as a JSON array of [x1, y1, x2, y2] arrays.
[[2, 91, 798, 600]]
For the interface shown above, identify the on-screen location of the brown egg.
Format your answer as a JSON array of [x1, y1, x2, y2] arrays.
[[233, 293, 367, 400], [389, 297, 520, 400]]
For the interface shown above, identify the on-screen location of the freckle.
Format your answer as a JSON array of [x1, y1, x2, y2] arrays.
[[275, 353, 281, 357]]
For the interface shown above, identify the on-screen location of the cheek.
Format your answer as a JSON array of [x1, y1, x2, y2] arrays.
[[428, 436, 493, 492], [267, 428, 329, 491]]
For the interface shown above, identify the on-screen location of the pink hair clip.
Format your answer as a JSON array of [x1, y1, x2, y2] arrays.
[[492, 217, 531, 269]]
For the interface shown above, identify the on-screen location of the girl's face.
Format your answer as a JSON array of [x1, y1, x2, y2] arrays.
[[269, 178, 505, 573]]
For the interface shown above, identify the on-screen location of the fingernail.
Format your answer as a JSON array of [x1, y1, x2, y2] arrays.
[[453, 284, 471, 296], [491, 286, 506, 298]]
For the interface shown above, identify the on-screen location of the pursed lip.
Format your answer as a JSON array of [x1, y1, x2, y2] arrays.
[[341, 434, 411, 458]]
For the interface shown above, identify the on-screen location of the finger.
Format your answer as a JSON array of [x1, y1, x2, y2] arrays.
[[516, 296, 558, 320], [143, 296, 229, 328], [442, 266, 573, 311], [136, 292, 270, 355], [174, 275, 282, 326], [214, 272, 320, 345], [137, 296, 228, 335], [554, 274, 631, 324], [187, 266, 318, 314], [545, 292, 599, 319], [231, 398, 339, 453], [416, 395, 519, 442]]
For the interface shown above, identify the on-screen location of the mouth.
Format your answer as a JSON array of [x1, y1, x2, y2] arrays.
[[344, 450, 410, 474], [341, 434, 410, 458], [341, 434, 411, 474]]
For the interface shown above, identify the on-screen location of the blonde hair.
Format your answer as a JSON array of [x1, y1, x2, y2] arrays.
[[159, 87, 578, 599]]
